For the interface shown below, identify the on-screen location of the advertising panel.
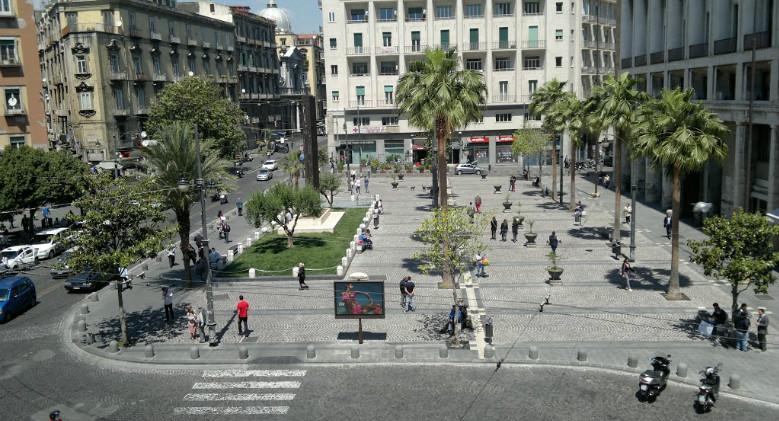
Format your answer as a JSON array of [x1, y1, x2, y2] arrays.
[[334, 281, 385, 319]]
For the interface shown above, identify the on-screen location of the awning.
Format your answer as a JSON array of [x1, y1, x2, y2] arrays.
[[468, 136, 489, 144], [384, 85, 394, 93], [496, 135, 515, 143], [412, 144, 426, 151], [768, 209, 779, 224], [355, 86, 365, 96]]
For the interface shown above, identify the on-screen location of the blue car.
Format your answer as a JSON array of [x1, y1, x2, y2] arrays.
[[0, 276, 37, 323]]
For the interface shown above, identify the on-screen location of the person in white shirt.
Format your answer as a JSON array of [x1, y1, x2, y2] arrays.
[[162, 287, 174, 322]]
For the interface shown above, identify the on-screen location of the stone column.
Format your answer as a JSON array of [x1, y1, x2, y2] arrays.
[[488, 136, 497, 166], [768, 125, 779, 212]]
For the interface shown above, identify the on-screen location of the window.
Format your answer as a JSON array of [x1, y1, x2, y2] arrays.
[[152, 55, 161, 75], [524, 1, 540, 14], [65, 12, 78, 29], [331, 64, 338, 75], [355, 86, 365, 105], [353, 117, 369, 126], [496, 113, 512, 122], [328, 11, 335, 22], [351, 62, 368, 75], [75, 55, 88, 74], [149, 16, 156, 33], [109, 52, 120, 72], [495, 57, 511, 70], [498, 81, 509, 98], [135, 85, 145, 106], [384, 85, 394, 104], [555, 29, 563, 40], [332, 90, 340, 101], [382, 116, 399, 126], [0, 0, 11, 14], [127, 12, 135, 31], [436, 5, 453, 19], [172, 58, 180, 77], [168, 21, 175, 37], [556, 2, 563, 13], [350, 9, 366, 21], [528, 80, 538, 93], [9, 136, 25, 148], [132, 55, 142, 74], [113, 87, 125, 109], [79, 91, 93, 110], [4, 87, 22, 112], [498, 27, 509, 48], [407, 7, 424, 21], [382, 32, 392, 47], [380, 61, 397, 75], [466, 58, 482, 71], [353, 33, 363, 53], [102, 10, 114, 28], [524, 56, 541, 69], [440, 30, 450, 49], [495, 2, 512, 16], [378, 8, 396, 21], [0, 39, 18, 64], [411, 31, 421, 51], [329, 38, 337, 48], [465, 4, 483, 17], [188, 55, 196, 73], [555, 56, 562, 67]]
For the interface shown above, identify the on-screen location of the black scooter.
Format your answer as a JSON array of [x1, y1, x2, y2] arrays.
[[695, 366, 721, 413], [637, 355, 672, 402]]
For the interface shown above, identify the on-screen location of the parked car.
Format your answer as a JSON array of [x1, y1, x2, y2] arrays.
[[455, 163, 484, 175], [256, 169, 273, 181], [262, 159, 278, 171], [30, 227, 69, 259], [1, 246, 38, 271], [50, 247, 77, 279], [64, 271, 110, 292], [0, 276, 36, 323]]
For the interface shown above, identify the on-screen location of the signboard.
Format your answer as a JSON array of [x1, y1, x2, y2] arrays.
[[497, 135, 515, 143], [468, 136, 489, 144], [334, 281, 385, 319]]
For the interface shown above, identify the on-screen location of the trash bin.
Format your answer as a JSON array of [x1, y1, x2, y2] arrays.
[[484, 316, 494, 344], [612, 241, 621, 257]]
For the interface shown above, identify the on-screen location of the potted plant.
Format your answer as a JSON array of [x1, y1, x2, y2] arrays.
[[369, 158, 380, 172], [524, 220, 537, 246], [391, 174, 399, 189], [493, 184, 502, 193], [502, 194, 512, 211], [481, 172, 488, 180], [336, 160, 345, 173], [404, 163, 414, 174], [395, 163, 405, 180], [546, 251, 564, 282]]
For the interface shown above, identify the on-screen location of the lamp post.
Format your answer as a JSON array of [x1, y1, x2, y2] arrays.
[[629, 182, 637, 262], [559, 135, 564, 206]]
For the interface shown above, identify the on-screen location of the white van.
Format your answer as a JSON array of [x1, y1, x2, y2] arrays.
[[2, 246, 38, 270], [30, 227, 69, 259]]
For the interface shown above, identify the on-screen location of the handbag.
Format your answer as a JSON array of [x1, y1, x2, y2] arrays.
[[482, 258, 490, 266]]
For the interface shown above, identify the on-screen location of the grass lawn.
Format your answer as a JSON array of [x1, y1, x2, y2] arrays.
[[223, 208, 366, 276]]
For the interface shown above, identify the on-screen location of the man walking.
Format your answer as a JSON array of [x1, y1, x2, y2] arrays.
[[236, 197, 244, 217], [42, 205, 50, 228], [757, 307, 769, 351], [162, 286, 174, 322], [364, 175, 369, 193], [197, 306, 207, 342], [399, 276, 409, 309], [404, 277, 416, 312], [734, 306, 750, 352], [548, 231, 560, 254], [490, 217, 498, 240], [511, 217, 519, 242], [711, 303, 728, 337], [223, 223, 231, 243], [167, 245, 176, 268], [500, 219, 509, 241], [236, 295, 249, 336], [663, 211, 672, 239]]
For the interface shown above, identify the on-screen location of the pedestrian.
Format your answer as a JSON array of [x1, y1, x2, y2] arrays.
[[459, 304, 469, 330], [355, 182, 360, 195], [602, 174, 610, 189], [236, 295, 249, 336], [467, 202, 475, 223], [297, 262, 308, 289], [474, 252, 487, 277], [162, 286, 174, 322], [663, 210, 672, 239], [508, 176, 514, 192], [756, 307, 769, 351], [350, 169, 356, 183], [364, 175, 369, 193], [711, 303, 728, 337], [574, 207, 583, 225], [236, 197, 244, 216], [500, 219, 508, 241], [735, 306, 751, 352], [42, 205, 50, 228], [511, 217, 519, 242], [223, 222, 231, 243], [620, 257, 633, 291], [167, 245, 176, 268], [372, 207, 380, 229], [475, 195, 482, 213], [624, 204, 632, 224], [548, 231, 560, 254], [445, 305, 458, 335], [404, 277, 416, 312], [490, 216, 498, 240], [197, 307, 207, 342], [399, 276, 409, 309], [21, 214, 29, 233], [218, 210, 225, 223], [186, 306, 197, 340]]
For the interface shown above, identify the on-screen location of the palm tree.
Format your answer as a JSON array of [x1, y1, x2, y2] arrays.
[[594, 73, 645, 244], [142, 122, 229, 283], [634, 89, 728, 299], [530, 80, 568, 204], [397, 49, 486, 209], [583, 93, 607, 198], [282, 151, 304, 188], [558, 93, 587, 209]]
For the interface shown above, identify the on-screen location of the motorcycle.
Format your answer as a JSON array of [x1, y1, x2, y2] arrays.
[[637, 355, 672, 402], [695, 365, 721, 413]]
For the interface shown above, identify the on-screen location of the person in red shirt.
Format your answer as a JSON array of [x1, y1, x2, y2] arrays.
[[236, 295, 249, 336]]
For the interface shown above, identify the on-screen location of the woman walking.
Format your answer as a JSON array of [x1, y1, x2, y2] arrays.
[[474, 195, 482, 213], [500, 219, 509, 241], [186, 306, 198, 340], [511, 217, 519, 242], [547, 231, 560, 254], [297, 262, 309, 290], [620, 257, 633, 291]]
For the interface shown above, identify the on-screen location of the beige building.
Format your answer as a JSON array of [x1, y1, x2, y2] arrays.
[[295, 33, 327, 122], [38, 0, 237, 163], [1, 0, 47, 150]]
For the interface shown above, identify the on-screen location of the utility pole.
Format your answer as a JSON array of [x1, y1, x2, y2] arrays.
[[629, 182, 637, 261], [195, 126, 218, 346]]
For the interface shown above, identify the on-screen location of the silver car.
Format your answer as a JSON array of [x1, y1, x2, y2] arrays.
[[256, 169, 273, 181], [455, 163, 483, 175]]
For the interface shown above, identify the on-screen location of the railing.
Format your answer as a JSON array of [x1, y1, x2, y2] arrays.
[[376, 17, 397, 22], [522, 64, 542, 70], [744, 31, 771, 49], [492, 95, 516, 103], [634, 54, 646, 66], [187, 38, 199, 47], [493, 41, 517, 49], [0, 57, 20, 66], [404, 45, 429, 53], [435, 15, 455, 20], [494, 12, 514, 17], [170, 35, 181, 44], [153, 73, 167, 82], [346, 47, 369, 55], [347, 17, 368, 24], [135, 107, 150, 115], [523, 10, 542, 16], [378, 70, 399, 75], [667, 46, 684, 62], [650, 51, 665, 64], [113, 108, 129, 116], [375, 46, 399, 54], [520, 40, 545, 48], [464, 13, 484, 19], [348, 100, 371, 108], [493, 66, 515, 72], [620, 57, 632, 69], [689, 42, 708, 58], [280, 88, 307, 96], [4, 107, 25, 116], [405, 16, 426, 22], [202, 41, 212, 49], [713, 37, 737, 55], [463, 42, 486, 51], [109, 71, 127, 80]]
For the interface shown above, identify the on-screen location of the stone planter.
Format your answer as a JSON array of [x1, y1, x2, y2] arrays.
[[547, 267, 564, 281], [481, 173, 488, 180], [397, 173, 404, 180], [524, 232, 538, 246], [517, 216, 525, 226], [502, 201, 512, 211], [493, 185, 502, 193], [391, 182, 399, 189]]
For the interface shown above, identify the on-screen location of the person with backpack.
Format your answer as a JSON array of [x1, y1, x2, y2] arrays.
[[490, 217, 498, 240], [404, 277, 416, 312], [399, 276, 409, 309]]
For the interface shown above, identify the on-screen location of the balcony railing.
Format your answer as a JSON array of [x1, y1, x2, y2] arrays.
[[404, 45, 429, 54], [650, 51, 665, 64], [376, 17, 397, 22], [492, 95, 516, 103], [150, 31, 161, 41], [187, 38, 199, 47], [463, 42, 486, 51], [689, 42, 708, 58], [520, 40, 545, 49], [113, 107, 129, 116], [4, 107, 25, 116], [493, 66, 515, 72], [375, 46, 399, 55], [280, 88, 307, 96], [744, 31, 771, 50], [109, 71, 127, 80], [153, 73, 167, 82], [522, 64, 542, 70], [713, 37, 737, 55], [464, 13, 484, 19], [0, 56, 20, 67], [667, 46, 684, 62], [348, 100, 371, 108], [170, 35, 181, 44], [493, 41, 517, 50], [634, 54, 646, 66], [405, 16, 426, 22], [378, 70, 399, 75], [620, 57, 632, 69], [346, 47, 369, 55], [347, 17, 369, 24]]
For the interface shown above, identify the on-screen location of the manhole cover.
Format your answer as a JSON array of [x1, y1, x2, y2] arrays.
[[213, 293, 229, 301], [754, 294, 774, 300]]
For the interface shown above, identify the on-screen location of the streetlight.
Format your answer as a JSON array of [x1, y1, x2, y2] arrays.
[[629, 182, 637, 262]]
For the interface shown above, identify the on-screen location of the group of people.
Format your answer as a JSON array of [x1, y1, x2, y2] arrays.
[[348, 170, 370, 195], [399, 276, 416, 312], [216, 210, 231, 243], [439, 304, 469, 336], [701, 302, 769, 352]]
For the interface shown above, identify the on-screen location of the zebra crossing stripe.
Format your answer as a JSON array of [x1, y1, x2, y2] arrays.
[[183, 393, 296, 401], [202, 369, 306, 378], [173, 406, 289, 415], [192, 381, 301, 389]]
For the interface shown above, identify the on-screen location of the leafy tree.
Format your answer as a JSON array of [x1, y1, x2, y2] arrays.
[[69, 174, 171, 345], [413, 207, 487, 294], [557, 93, 587, 209], [141, 122, 230, 283], [147, 76, 247, 159], [281, 151, 304, 188], [512, 128, 549, 177], [634, 89, 729, 299], [318, 172, 342, 208], [689, 211, 779, 316], [245, 183, 322, 248], [397, 49, 486, 209], [530, 80, 568, 204], [582, 93, 608, 197]]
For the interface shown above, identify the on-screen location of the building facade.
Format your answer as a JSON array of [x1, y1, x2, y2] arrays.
[[38, 0, 237, 163], [295, 33, 327, 122], [322, 0, 618, 165], [1, 0, 47, 150], [621, 0, 779, 216]]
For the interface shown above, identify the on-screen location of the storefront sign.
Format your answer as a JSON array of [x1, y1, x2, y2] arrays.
[[497, 135, 515, 143], [468, 136, 489, 144]]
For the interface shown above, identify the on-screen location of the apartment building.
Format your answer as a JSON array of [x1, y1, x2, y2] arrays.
[[322, 0, 618, 166], [621, 0, 779, 216], [0, 0, 47, 150], [296, 33, 327, 122], [38, 0, 237, 163]]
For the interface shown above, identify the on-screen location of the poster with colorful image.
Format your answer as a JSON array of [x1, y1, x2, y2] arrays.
[[333, 281, 385, 319]]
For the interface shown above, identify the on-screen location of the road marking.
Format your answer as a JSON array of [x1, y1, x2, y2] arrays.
[[203, 369, 307, 378], [183, 393, 296, 401], [192, 381, 301, 389], [173, 406, 289, 415]]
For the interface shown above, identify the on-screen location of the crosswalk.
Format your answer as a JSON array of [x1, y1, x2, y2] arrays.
[[174, 369, 307, 416]]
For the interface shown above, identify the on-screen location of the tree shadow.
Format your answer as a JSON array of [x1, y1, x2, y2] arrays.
[[567, 226, 611, 241], [337, 331, 387, 341], [668, 317, 735, 349], [536, 203, 565, 210], [522, 190, 543, 197], [604, 267, 691, 291], [94, 302, 193, 346], [414, 205, 434, 212], [251, 236, 327, 255], [400, 257, 428, 275]]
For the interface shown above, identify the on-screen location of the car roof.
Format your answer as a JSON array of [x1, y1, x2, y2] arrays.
[[0, 276, 30, 287], [36, 227, 69, 236], [264, 159, 276, 163], [258, 168, 270, 172], [2, 245, 32, 252]]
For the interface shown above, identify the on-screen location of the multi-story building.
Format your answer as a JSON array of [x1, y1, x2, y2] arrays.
[[322, 0, 617, 166], [620, 0, 779, 216], [1, 0, 47, 149], [38, 0, 237, 163], [295, 33, 327, 123]]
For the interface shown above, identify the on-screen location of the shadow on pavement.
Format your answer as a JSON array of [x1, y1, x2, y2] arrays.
[[604, 267, 690, 291], [95, 302, 193, 345], [337, 331, 387, 341], [567, 226, 610, 241]]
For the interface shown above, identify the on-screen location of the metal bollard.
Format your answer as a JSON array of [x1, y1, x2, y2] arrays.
[[395, 345, 404, 359], [728, 374, 741, 390], [439, 345, 449, 359], [528, 346, 539, 360], [108, 340, 119, 353], [248, 268, 256, 278], [190, 346, 200, 359], [676, 362, 688, 378], [145, 344, 155, 358], [350, 346, 360, 359], [484, 345, 495, 359], [238, 346, 249, 360], [306, 345, 316, 359], [628, 355, 638, 368], [77, 319, 87, 332], [80, 304, 89, 315], [577, 349, 588, 362]]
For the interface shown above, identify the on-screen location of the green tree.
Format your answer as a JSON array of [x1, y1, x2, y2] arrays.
[[557, 93, 587, 209], [512, 128, 549, 177], [245, 183, 322, 248], [69, 174, 170, 345], [583, 93, 608, 197], [281, 150, 304, 188], [141, 123, 230, 283], [318, 172, 342, 208], [397, 49, 486, 209], [634, 88, 729, 299], [147, 76, 246, 159], [689, 210, 779, 316], [530, 80, 568, 204]]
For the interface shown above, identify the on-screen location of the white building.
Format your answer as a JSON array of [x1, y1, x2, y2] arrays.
[[620, 0, 779, 217], [322, 0, 618, 166]]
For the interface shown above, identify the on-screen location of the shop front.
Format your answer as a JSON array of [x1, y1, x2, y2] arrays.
[[465, 136, 489, 164], [495, 135, 516, 164]]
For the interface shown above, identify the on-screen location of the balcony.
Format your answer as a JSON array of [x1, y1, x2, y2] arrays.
[[187, 38, 199, 47], [170, 35, 181, 44], [378, 70, 399, 76], [280, 88, 307, 96], [375, 46, 399, 55], [113, 108, 129, 116], [153, 73, 167, 82], [650, 51, 665, 64], [4, 107, 25, 117], [520, 40, 545, 49], [634, 54, 647, 67], [128, 26, 143, 38], [668, 47, 684, 62], [202, 41, 212, 49], [109, 71, 127, 80], [346, 47, 369, 56], [348, 100, 371, 108], [689, 42, 708, 58], [463, 42, 486, 51], [492, 95, 516, 103], [404, 45, 429, 54], [61, 23, 123, 36], [713, 37, 737, 55], [0, 56, 20, 67], [347, 17, 369, 24], [620, 57, 632, 69], [405, 15, 426, 22], [744, 31, 771, 50], [150, 31, 161, 41], [493, 41, 517, 50], [493, 66, 515, 72], [135, 106, 150, 115]]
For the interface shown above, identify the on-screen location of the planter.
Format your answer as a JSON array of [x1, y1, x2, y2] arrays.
[[524, 232, 538, 246], [517, 216, 525, 226], [481, 173, 488, 180], [391, 182, 399, 189], [493, 185, 502, 193], [397, 174, 404, 180], [502, 202, 512, 211], [547, 267, 564, 281], [371, 166, 378, 173]]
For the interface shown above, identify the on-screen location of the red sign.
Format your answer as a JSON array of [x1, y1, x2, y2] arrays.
[[412, 144, 426, 151], [468, 136, 489, 144], [497, 135, 515, 143]]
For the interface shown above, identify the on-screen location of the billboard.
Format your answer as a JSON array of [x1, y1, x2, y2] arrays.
[[334, 281, 385, 319]]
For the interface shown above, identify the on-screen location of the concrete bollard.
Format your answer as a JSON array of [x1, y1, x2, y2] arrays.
[[374, 194, 380, 201], [359, 223, 366, 229], [77, 319, 87, 332], [254, 231, 260, 240], [349, 241, 355, 251], [628, 355, 638, 368], [351, 346, 360, 359], [306, 345, 316, 359], [238, 346, 248, 359], [249, 268, 256, 278], [577, 349, 588, 362], [88, 292, 99, 302], [676, 362, 688, 378], [108, 340, 119, 353], [227, 250, 234, 263], [341, 257, 348, 267], [336, 265, 344, 277], [245, 238, 252, 247], [190, 346, 200, 359], [728, 374, 741, 390], [356, 228, 362, 235], [292, 266, 299, 277], [346, 249, 353, 259], [439, 345, 449, 359], [395, 345, 404, 359], [528, 346, 539, 360], [237, 244, 244, 254], [145, 344, 155, 358], [80, 304, 89, 315], [484, 345, 495, 359], [353, 234, 359, 243]]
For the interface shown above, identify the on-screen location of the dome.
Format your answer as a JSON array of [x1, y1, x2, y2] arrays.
[[259, 0, 292, 33]]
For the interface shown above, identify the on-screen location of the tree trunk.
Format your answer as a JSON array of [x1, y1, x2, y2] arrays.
[[287, 234, 294, 248], [666, 164, 683, 299], [593, 134, 600, 196], [538, 152, 542, 178], [436, 123, 448, 209], [731, 283, 740, 320], [551, 138, 557, 202], [569, 137, 577, 210], [117, 279, 129, 345], [613, 136, 623, 244], [176, 207, 192, 285]]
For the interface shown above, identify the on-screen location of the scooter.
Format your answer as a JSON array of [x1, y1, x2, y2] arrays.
[[637, 355, 672, 402], [695, 366, 721, 413], [219, 192, 228, 204]]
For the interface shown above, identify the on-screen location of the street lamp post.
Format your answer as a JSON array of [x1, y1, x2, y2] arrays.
[[629, 182, 637, 262], [193, 126, 218, 346], [559, 137, 564, 206]]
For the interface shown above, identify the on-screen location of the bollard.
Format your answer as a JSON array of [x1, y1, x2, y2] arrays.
[[484, 345, 495, 359], [238, 345, 249, 359], [145, 344, 155, 358], [728, 374, 741, 390], [227, 250, 234, 263], [88, 292, 99, 302], [80, 304, 89, 315], [292, 266, 299, 277], [353, 234, 359, 243], [190, 346, 200, 359], [245, 238, 252, 247], [249, 268, 256, 278], [254, 231, 260, 240], [346, 249, 353, 259], [439, 345, 449, 359], [577, 349, 588, 362], [341, 257, 348, 267], [676, 362, 688, 378], [108, 340, 119, 353], [336, 265, 344, 277], [374, 194, 380, 201], [351, 346, 360, 359], [356, 228, 362, 235], [360, 223, 366, 229], [528, 346, 539, 360], [306, 345, 316, 359], [349, 241, 355, 251], [237, 244, 244, 254], [627, 355, 638, 368], [395, 345, 404, 359], [77, 319, 87, 332]]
